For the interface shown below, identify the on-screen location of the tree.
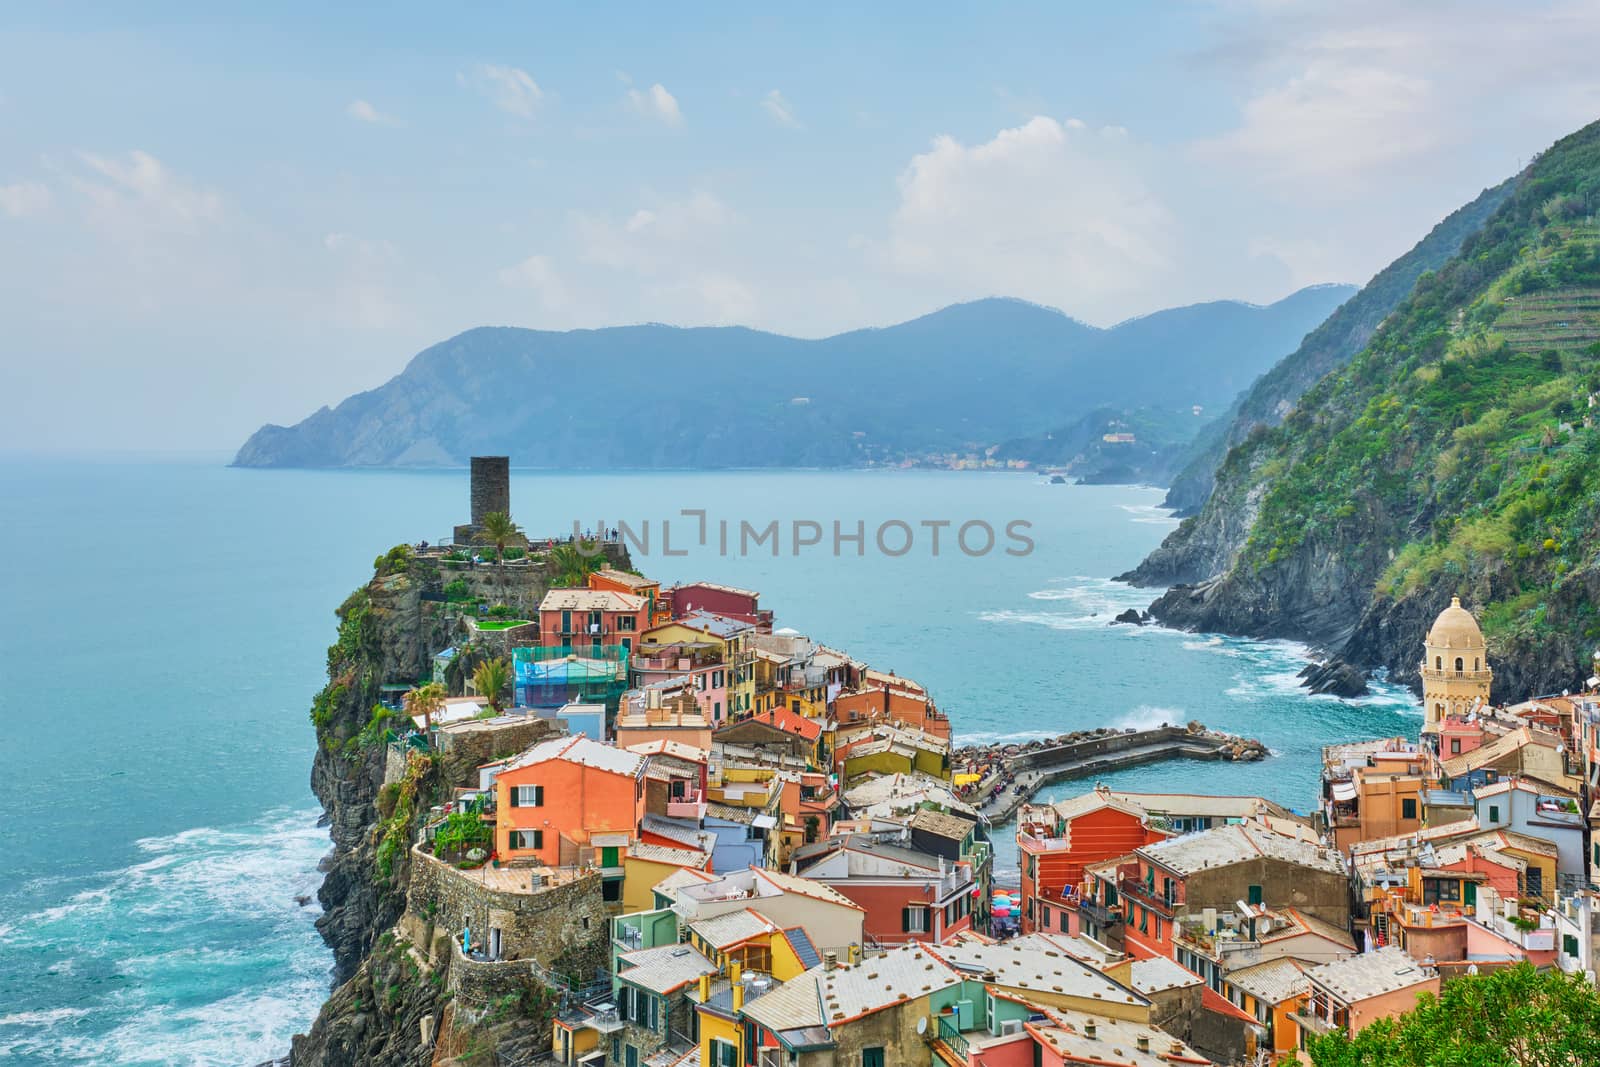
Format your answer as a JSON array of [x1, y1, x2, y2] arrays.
[[1302, 963, 1600, 1067], [403, 681, 446, 736], [479, 511, 518, 566], [550, 541, 603, 588], [472, 657, 511, 714]]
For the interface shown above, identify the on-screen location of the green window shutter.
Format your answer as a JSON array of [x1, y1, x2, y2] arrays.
[[1248, 885, 1263, 905], [533, 830, 543, 850], [902, 907, 912, 932], [1489, 805, 1499, 823], [534, 785, 544, 806]]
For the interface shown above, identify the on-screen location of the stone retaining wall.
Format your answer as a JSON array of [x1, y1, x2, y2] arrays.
[[406, 847, 609, 975]]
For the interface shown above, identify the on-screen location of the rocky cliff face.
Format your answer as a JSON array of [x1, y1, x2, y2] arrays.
[[1152, 179, 1517, 520], [291, 546, 626, 1066], [1123, 120, 1600, 703]]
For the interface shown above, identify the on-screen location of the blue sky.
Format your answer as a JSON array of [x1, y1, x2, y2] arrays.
[[3, 2, 1599, 451]]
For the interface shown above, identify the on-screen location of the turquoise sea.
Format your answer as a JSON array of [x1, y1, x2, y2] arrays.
[[0, 460, 1420, 1065]]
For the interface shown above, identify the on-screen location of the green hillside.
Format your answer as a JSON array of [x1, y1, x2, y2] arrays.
[[1145, 119, 1600, 700]]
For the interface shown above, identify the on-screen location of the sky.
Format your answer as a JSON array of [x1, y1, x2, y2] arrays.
[[2, 1, 1599, 453]]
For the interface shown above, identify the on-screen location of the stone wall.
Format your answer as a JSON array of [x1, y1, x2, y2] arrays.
[[436, 716, 561, 785], [406, 847, 609, 976]]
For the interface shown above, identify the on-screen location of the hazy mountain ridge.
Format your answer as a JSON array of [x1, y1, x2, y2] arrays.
[[233, 288, 1353, 470]]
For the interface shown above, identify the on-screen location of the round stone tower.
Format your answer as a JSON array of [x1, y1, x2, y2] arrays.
[[470, 456, 511, 526], [1420, 596, 1492, 736]]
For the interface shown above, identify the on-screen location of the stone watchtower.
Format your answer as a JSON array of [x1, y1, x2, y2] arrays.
[[454, 456, 511, 544], [1420, 596, 1493, 737]]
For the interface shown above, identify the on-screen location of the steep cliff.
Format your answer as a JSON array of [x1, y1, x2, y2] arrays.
[[1130, 119, 1600, 701], [291, 545, 625, 1066], [1151, 180, 1517, 524]]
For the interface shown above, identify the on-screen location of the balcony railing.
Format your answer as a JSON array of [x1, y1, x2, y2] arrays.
[[1077, 898, 1121, 926], [934, 1014, 970, 1062]]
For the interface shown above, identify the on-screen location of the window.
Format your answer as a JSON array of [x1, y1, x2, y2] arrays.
[[1455, 657, 1465, 672], [1451, 739, 1462, 754], [603, 878, 622, 902], [1565, 934, 1580, 959], [625, 1045, 638, 1067], [863, 1049, 885, 1067], [619, 614, 636, 632], [1435, 656, 1442, 670], [1139, 906, 1148, 934], [1247, 884, 1263, 906], [1059, 910, 1069, 933], [1489, 805, 1500, 823], [1526, 866, 1544, 898], [1402, 798, 1417, 820], [903, 906, 929, 933], [562, 610, 572, 633], [510, 785, 543, 807], [601, 846, 620, 868], [710, 1039, 738, 1067], [713, 670, 723, 688], [508, 829, 543, 850]]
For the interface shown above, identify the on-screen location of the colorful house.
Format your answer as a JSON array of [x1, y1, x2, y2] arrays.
[[492, 736, 648, 901], [1293, 946, 1439, 1044], [1018, 787, 1168, 936], [639, 613, 757, 719], [791, 833, 976, 945], [666, 581, 771, 628], [587, 567, 667, 625], [537, 588, 646, 655]]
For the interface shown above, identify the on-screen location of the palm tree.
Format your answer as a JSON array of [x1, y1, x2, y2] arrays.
[[472, 657, 511, 714], [403, 681, 447, 737], [550, 542, 603, 588], [480, 511, 518, 566]]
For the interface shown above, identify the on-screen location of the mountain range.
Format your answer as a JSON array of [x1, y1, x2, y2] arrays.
[[232, 287, 1353, 469], [1124, 117, 1600, 700]]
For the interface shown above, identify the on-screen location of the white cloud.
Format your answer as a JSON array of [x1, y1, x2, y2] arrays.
[[761, 90, 800, 129], [346, 99, 403, 127], [498, 253, 570, 311], [70, 150, 222, 233], [469, 64, 544, 119], [0, 181, 51, 217], [876, 117, 1174, 322], [626, 83, 683, 126]]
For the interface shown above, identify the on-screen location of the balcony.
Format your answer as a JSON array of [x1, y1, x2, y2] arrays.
[[667, 791, 707, 819], [1119, 877, 1177, 912], [1077, 898, 1122, 926], [576, 1001, 623, 1034]]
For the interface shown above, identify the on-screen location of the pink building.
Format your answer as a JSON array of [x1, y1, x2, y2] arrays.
[[630, 642, 731, 724]]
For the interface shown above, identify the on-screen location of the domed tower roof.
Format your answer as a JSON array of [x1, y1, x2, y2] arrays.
[[1426, 597, 1485, 651]]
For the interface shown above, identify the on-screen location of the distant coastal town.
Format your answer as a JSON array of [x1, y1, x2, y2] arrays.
[[300, 457, 1600, 1067]]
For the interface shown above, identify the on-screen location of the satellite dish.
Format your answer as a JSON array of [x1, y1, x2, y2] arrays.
[[916, 1017, 929, 1035]]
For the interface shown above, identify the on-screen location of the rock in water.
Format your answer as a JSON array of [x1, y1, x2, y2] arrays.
[[1110, 608, 1146, 626], [1299, 660, 1369, 698]]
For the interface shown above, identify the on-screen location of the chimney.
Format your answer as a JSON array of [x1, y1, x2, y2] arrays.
[[648, 688, 661, 710], [698, 974, 710, 1001], [1083, 1020, 1096, 1039], [729, 960, 742, 984], [823, 951, 838, 972], [1170, 1039, 1184, 1055], [1136, 1034, 1149, 1053], [732, 982, 745, 1012]]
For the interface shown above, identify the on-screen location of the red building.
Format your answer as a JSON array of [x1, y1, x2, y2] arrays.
[[1017, 787, 1168, 936], [666, 581, 773, 629], [790, 833, 976, 945]]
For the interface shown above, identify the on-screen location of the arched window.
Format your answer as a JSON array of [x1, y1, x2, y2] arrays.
[[1455, 657, 1464, 672], [1435, 656, 1442, 670]]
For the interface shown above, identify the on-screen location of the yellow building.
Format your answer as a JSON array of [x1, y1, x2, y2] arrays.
[[1421, 597, 1493, 735], [621, 843, 712, 914]]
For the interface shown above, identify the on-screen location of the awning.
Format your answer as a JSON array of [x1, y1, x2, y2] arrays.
[[1330, 782, 1357, 802], [752, 814, 778, 830], [954, 773, 982, 786]]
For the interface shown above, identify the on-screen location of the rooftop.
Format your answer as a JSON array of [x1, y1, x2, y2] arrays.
[[503, 735, 647, 778], [1029, 1011, 1211, 1067], [1139, 823, 1344, 877], [592, 568, 657, 590], [1225, 957, 1311, 1005], [928, 934, 1148, 1009], [615, 943, 718, 996], [628, 842, 712, 869], [907, 807, 977, 841], [689, 907, 781, 949], [1306, 946, 1434, 1003], [1129, 955, 1201, 995], [1108, 791, 1294, 822], [539, 588, 647, 612]]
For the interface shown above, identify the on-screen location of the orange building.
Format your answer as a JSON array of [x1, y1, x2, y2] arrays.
[[493, 736, 648, 872], [833, 676, 952, 740], [588, 567, 668, 625], [1017, 787, 1167, 936]]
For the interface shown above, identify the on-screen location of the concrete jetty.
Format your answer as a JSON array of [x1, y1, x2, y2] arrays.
[[959, 724, 1266, 824]]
